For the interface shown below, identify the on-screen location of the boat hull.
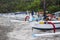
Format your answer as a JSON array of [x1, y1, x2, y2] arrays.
[[32, 21, 60, 30]]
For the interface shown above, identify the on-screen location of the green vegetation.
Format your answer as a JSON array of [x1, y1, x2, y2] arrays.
[[0, 0, 60, 13]]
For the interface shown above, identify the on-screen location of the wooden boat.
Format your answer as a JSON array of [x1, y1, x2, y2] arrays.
[[32, 21, 60, 30], [32, 21, 60, 37]]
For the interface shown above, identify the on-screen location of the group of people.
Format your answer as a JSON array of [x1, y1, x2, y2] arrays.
[[25, 11, 59, 21]]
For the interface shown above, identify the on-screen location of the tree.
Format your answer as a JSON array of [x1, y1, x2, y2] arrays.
[[0, 0, 60, 13], [48, 5, 60, 13]]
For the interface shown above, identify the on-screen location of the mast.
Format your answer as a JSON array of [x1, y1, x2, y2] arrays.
[[43, 0, 46, 20]]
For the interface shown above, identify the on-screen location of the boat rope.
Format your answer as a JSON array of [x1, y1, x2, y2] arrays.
[[25, 16, 30, 21], [47, 22, 56, 33]]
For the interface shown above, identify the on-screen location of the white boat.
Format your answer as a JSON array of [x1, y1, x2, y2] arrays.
[[2, 14, 28, 21], [32, 21, 60, 37], [32, 21, 60, 30]]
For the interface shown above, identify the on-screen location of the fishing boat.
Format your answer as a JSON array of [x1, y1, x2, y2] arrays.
[[32, 21, 60, 37], [25, 12, 60, 37], [32, 21, 60, 30]]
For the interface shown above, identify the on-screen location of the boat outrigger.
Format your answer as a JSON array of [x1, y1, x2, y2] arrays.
[[24, 11, 60, 37], [30, 16, 60, 37]]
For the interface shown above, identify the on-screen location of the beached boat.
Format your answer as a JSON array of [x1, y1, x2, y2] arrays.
[[32, 21, 60, 30], [31, 21, 60, 37]]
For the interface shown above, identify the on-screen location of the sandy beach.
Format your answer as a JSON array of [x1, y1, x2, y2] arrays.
[[0, 16, 60, 40]]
